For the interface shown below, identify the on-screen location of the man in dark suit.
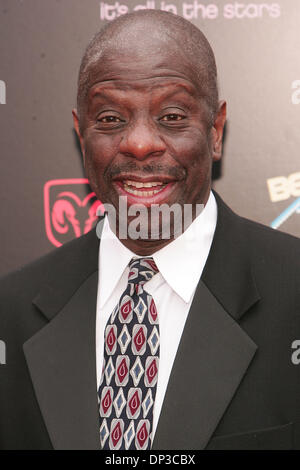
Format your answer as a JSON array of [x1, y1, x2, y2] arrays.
[[0, 10, 299, 450]]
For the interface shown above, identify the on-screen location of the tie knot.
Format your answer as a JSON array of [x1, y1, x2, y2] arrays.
[[128, 257, 158, 285]]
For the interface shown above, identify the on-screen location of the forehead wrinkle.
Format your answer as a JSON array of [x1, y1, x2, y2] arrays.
[[86, 45, 201, 87], [89, 77, 198, 101]]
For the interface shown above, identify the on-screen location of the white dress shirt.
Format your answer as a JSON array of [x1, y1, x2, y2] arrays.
[[96, 191, 217, 438]]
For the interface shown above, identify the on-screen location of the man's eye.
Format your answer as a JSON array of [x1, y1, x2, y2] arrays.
[[160, 114, 185, 121], [97, 115, 122, 123]]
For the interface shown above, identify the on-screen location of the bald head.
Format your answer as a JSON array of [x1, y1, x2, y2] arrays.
[[77, 10, 218, 128]]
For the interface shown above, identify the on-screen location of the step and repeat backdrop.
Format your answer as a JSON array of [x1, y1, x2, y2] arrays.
[[0, 0, 299, 277]]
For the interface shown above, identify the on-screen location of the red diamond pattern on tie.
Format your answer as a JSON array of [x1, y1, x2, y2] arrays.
[[100, 387, 113, 416], [132, 325, 147, 354], [149, 298, 158, 323], [120, 299, 132, 321], [116, 356, 129, 386], [136, 420, 150, 449], [105, 326, 117, 355], [98, 257, 159, 450]]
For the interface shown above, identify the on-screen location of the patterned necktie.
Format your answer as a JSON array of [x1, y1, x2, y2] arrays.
[[98, 257, 160, 450]]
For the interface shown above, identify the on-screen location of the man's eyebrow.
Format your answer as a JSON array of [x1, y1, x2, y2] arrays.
[[89, 88, 119, 102], [158, 82, 198, 100]]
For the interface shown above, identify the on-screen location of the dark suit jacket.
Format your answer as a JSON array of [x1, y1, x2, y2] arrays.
[[0, 193, 299, 450]]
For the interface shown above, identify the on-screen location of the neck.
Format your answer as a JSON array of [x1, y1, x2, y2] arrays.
[[105, 190, 211, 256], [118, 236, 175, 256]]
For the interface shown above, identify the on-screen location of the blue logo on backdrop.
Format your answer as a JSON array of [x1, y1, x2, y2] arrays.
[[271, 197, 300, 229]]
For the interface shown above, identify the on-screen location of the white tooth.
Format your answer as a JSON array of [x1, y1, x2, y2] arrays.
[[125, 180, 166, 188], [123, 183, 167, 197], [128, 186, 136, 194]]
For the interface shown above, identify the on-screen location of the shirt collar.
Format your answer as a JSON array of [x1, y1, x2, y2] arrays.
[[98, 216, 136, 308], [98, 191, 217, 306], [152, 191, 217, 302]]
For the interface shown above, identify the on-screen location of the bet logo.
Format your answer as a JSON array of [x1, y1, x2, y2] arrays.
[[267, 172, 300, 202], [267, 172, 300, 230]]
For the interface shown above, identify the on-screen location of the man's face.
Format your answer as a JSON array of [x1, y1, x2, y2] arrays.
[[73, 39, 226, 248]]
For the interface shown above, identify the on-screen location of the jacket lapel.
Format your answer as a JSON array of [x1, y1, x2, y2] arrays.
[[202, 191, 261, 321], [152, 280, 257, 449], [24, 270, 100, 450], [152, 193, 261, 449], [23, 230, 101, 450]]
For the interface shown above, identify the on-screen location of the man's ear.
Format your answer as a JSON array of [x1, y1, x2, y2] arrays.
[[211, 100, 227, 161], [72, 108, 86, 163]]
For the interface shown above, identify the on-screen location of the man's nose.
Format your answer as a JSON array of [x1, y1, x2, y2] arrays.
[[119, 119, 166, 160]]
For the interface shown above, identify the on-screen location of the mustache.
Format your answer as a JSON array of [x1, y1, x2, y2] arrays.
[[105, 162, 186, 180]]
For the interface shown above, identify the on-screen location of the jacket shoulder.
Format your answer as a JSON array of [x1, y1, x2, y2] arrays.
[[0, 229, 99, 323], [241, 211, 298, 242], [214, 192, 299, 262], [238, 213, 299, 263]]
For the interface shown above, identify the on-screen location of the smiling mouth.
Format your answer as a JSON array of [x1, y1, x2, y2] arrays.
[[122, 180, 167, 197], [113, 176, 177, 205]]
